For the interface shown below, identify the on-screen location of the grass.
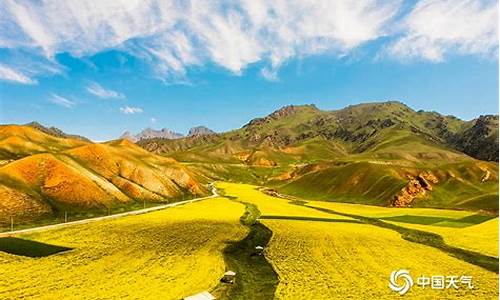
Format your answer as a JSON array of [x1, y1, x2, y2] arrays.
[[275, 160, 499, 211], [219, 182, 499, 299], [212, 202, 279, 300], [0, 197, 247, 300]]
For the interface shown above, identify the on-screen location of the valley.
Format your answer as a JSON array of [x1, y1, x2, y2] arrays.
[[1, 183, 497, 299], [0, 101, 498, 299]]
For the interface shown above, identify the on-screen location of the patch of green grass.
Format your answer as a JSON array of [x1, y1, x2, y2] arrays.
[[213, 201, 279, 300]]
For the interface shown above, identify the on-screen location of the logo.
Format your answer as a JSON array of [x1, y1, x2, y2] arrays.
[[389, 269, 414, 295]]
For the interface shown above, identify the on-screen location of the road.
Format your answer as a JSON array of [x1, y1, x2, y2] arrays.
[[0, 185, 218, 237]]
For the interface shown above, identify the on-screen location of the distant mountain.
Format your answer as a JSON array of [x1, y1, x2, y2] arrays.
[[25, 121, 91, 142], [188, 126, 215, 137], [121, 128, 184, 142]]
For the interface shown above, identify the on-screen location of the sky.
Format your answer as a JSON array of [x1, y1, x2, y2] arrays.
[[0, 0, 498, 141]]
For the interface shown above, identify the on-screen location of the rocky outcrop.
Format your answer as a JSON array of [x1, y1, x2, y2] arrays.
[[392, 171, 438, 207]]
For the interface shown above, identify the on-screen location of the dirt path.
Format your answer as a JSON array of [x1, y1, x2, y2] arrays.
[[0, 186, 218, 237]]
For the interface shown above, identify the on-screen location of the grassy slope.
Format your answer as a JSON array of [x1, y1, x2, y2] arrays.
[[0, 197, 247, 300], [219, 182, 498, 299], [138, 102, 498, 212], [275, 159, 498, 211]]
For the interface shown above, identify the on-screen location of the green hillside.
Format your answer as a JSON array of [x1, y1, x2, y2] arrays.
[[139, 101, 499, 212]]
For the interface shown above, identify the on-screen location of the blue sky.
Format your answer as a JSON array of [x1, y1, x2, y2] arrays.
[[0, 0, 498, 141]]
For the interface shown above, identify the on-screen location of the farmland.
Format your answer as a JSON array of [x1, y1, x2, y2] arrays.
[[0, 182, 498, 299], [0, 197, 247, 300], [218, 182, 499, 299]]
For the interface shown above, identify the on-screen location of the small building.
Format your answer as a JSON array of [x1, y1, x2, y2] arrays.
[[221, 270, 236, 284], [184, 291, 215, 300]]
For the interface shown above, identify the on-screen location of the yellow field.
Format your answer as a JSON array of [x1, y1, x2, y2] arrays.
[[307, 201, 499, 258], [0, 197, 247, 300], [1, 182, 497, 299], [219, 182, 499, 299]]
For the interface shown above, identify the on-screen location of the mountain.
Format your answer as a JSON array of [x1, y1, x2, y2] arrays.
[[138, 101, 499, 211], [0, 125, 208, 224], [188, 126, 216, 137], [25, 121, 91, 142], [448, 115, 499, 161], [120, 128, 184, 142], [139, 102, 498, 163]]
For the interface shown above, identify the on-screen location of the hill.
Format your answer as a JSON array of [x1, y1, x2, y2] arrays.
[[138, 101, 498, 211], [0, 125, 208, 224], [0, 125, 89, 161]]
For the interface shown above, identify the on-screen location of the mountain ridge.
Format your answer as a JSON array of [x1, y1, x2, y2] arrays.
[[138, 101, 498, 162]]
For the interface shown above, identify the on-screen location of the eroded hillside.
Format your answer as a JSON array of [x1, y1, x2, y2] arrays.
[[0, 125, 208, 224]]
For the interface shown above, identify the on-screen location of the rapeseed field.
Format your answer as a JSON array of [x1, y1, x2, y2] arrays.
[[0, 197, 246, 300], [219, 182, 499, 299]]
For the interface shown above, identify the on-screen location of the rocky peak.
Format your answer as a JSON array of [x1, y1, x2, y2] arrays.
[[120, 127, 184, 142], [188, 126, 215, 137]]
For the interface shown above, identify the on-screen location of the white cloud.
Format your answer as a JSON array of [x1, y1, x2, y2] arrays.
[[0, 0, 497, 82], [48, 93, 75, 108], [86, 82, 124, 99], [0, 0, 401, 80], [120, 106, 143, 114], [386, 0, 498, 61], [0, 64, 36, 84], [150, 117, 157, 124]]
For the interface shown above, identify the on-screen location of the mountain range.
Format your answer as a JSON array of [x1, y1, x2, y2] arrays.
[[0, 101, 498, 225], [121, 126, 215, 142], [138, 101, 499, 211]]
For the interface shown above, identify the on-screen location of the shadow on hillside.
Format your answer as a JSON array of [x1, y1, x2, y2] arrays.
[[379, 214, 496, 228], [259, 215, 362, 224], [0, 237, 72, 257]]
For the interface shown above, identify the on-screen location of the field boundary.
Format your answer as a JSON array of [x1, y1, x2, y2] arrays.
[[0, 186, 218, 237]]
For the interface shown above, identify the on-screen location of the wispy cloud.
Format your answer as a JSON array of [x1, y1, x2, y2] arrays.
[[86, 82, 124, 99], [48, 93, 75, 108], [120, 106, 143, 114], [0, 64, 36, 84], [0, 0, 401, 80], [0, 0, 497, 82], [386, 0, 498, 61]]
